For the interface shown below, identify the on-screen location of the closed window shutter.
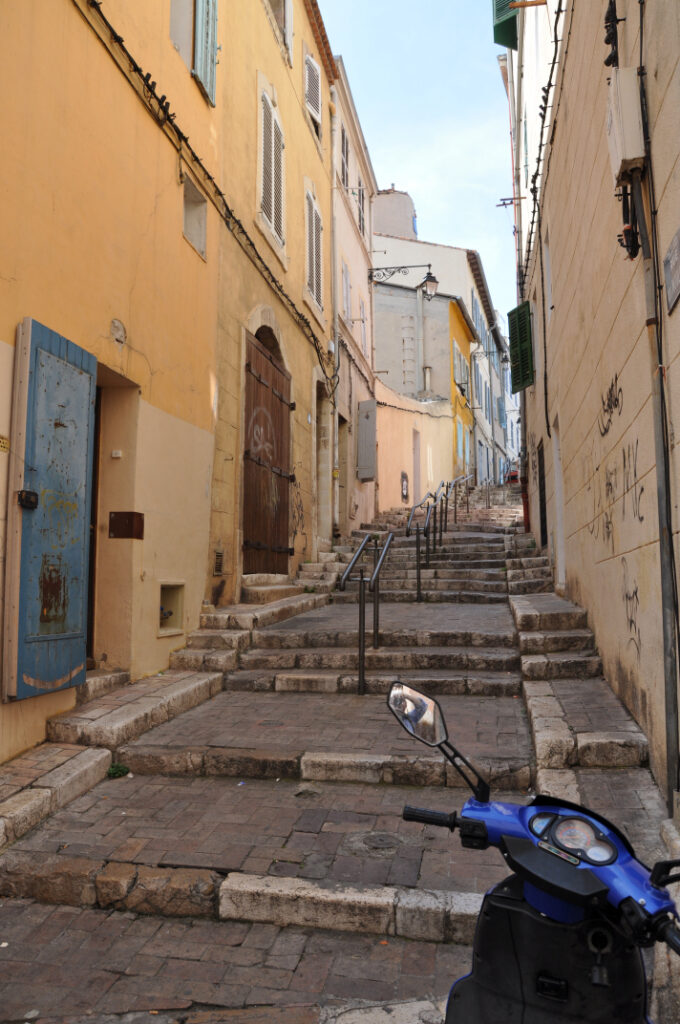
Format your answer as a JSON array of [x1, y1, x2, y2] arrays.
[[194, 0, 218, 104], [508, 301, 535, 392], [262, 95, 273, 226], [341, 128, 349, 187], [360, 299, 367, 353], [357, 400, 377, 481], [305, 55, 322, 123], [313, 207, 322, 306], [284, 0, 293, 57], [306, 193, 314, 293], [358, 177, 365, 234], [273, 118, 284, 242], [493, 0, 518, 50]]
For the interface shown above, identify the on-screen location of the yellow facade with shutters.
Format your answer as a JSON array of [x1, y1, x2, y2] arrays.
[[0, 0, 337, 764], [449, 301, 475, 478]]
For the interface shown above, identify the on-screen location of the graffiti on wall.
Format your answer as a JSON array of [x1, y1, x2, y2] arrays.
[[621, 556, 642, 662], [622, 439, 644, 523], [598, 374, 623, 437]]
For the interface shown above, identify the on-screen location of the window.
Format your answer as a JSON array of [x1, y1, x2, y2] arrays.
[[360, 298, 367, 355], [508, 301, 535, 392], [305, 55, 322, 136], [341, 127, 349, 188], [170, 0, 218, 105], [342, 262, 351, 320], [357, 176, 365, 235], [306, 191, 322, 309], [261, 92, 285, 245], [183, 176, 207, 257], [268, 0, 293, 60]]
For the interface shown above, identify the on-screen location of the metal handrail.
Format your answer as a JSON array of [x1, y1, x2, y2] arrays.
[[339, 533, 372, 590], [369, 532, 394, 591], [406, 490, 436, 537]]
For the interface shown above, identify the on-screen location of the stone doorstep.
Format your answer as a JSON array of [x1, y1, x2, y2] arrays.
[[200, 592, 328, 631], [115, 743, 531, 791], [0, 850, 481, 943], [0, 747, 112, 850], [47, 671, 223, 749]]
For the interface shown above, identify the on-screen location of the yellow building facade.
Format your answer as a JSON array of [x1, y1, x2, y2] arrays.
[[449, 301, 475, 479], [0, 0, 337, 764]]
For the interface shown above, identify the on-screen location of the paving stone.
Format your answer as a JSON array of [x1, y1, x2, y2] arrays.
[[576, 731, 648, 767], [32, 747, 112, 811], [0, 850, 103, 905]]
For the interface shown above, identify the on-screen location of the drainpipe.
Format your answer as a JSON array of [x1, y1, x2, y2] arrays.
[[632, 170, 679, 814], [329, 86, 340, 535]]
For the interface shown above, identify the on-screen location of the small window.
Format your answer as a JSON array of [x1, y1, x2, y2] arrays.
[[305, 55, 322, 136], [357, 176, 365, 235], [341, 127, 349, 188], [261, 92, 285, 244], [183, 176, 207, 257], [306, 191, 323, 309]]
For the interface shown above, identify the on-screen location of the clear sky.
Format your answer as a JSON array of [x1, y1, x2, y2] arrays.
[[318, 0, 518, 330]]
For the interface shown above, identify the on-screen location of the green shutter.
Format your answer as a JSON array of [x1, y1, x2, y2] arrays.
[[194, 0, 217, 105], [508, 301, 534, 393], [493, 0, 518, 50]]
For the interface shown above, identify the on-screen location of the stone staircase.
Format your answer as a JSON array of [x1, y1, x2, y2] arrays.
[[0, 487, 664, 986]]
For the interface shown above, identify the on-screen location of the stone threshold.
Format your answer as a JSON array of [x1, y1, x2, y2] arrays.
[[115, 743, 532, 791], [0, 849, 481, 943]]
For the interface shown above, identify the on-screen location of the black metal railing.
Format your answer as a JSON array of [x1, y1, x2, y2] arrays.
[[406, 474, 474, 600], [339, 531, 395, 694]]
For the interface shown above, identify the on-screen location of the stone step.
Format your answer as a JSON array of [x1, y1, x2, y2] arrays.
[[333, 589, 508, 605], [186, 629, 251, 651], [46, 670, 223, 749], [200, 592, 328, 630], [76, 669, 131, 706], [506, 557, 551, 570], [519, 630, 596, 654], [169, 648, 239, 672], [223, 668, 522, 698], [241, 584, 305, 604], [506, 567, 553, 582], [525, 679, 648, 769], [250, 626, 518, 650], [374, 568, 506, 581], [342, 577, 507, 594], [510, 594, 588, 631], [239, 646, 520, 672], [507, 578, 553, 596], [521, 652, 603, 680]]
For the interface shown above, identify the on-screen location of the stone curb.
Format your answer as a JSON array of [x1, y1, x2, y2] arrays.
[[200, 592, 328, 631], [0, 851, 482, 941], [218, 873, 482, 943], [0, 747, 112, 849], [116, 743, 531, 790]]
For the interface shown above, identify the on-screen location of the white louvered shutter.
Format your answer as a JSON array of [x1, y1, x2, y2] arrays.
[[194, 0, 218, 105], [306, 193, 315, 293], [305, 55, 322, 124], [313, 206, 322, 307], [261, 94, 273, 226], [284, 0, 294, 57], [273, 117, 284, 243]]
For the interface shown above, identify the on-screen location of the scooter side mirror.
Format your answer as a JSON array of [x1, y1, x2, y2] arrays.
[[387, 683, 448, 748]]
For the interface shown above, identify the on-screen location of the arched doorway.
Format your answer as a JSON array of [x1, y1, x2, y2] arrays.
[[242, 328, 293, 573]]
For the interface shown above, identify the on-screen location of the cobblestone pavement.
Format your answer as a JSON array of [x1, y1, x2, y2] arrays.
[[573, 767, 667, 865], [121, 692, 531, 762], [12, 775, 517, 893], [0, 898, 469, 1023]]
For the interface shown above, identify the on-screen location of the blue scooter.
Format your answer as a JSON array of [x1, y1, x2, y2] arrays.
[[387, 682, 680, 1023]]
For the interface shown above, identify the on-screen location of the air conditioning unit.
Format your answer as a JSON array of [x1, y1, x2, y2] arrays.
[[606, 67, 645, 185]]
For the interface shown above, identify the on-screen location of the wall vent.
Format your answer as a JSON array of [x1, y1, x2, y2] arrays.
[[214, 549, 224, 576]]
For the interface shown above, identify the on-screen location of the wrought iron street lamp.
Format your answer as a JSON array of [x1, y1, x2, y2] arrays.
[[368, 263, 439, 301]]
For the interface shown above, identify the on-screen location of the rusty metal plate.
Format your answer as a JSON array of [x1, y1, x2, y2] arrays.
[[109, 511, 144, 540]]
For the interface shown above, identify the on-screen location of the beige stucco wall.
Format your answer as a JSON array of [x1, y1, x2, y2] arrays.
[[516, 0, 680, 790], [375, 381, 454, 511]]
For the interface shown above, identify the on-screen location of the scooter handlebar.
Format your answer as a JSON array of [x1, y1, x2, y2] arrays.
[[403, 805, 457, 830], [656, 917, 680, 956]]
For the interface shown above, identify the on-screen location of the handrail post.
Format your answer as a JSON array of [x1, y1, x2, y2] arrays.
[[444, 485, 449, 534], [466, 478, 470, 515], [432, 503, 437, 553], [454, 480, 458, 524], [358, 571, 366, 695], [373, 536, 378, 570], [373, 573, 380, 649], [439, 496, 443, 546], [426, 516, 430, 568], [416, 524, 422, 601]]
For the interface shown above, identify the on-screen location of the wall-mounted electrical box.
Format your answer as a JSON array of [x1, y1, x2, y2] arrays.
[[606, 67, 645, 185]]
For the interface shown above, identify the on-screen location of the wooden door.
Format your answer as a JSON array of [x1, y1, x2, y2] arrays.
[[242, 332, 292, 574]]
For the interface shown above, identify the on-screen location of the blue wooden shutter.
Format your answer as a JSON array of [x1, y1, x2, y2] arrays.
[[508, 301, 535, 392], [194, 0, 217, 105]]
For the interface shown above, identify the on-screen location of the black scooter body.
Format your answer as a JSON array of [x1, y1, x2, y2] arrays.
[[446, 875, 648, 1023]]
